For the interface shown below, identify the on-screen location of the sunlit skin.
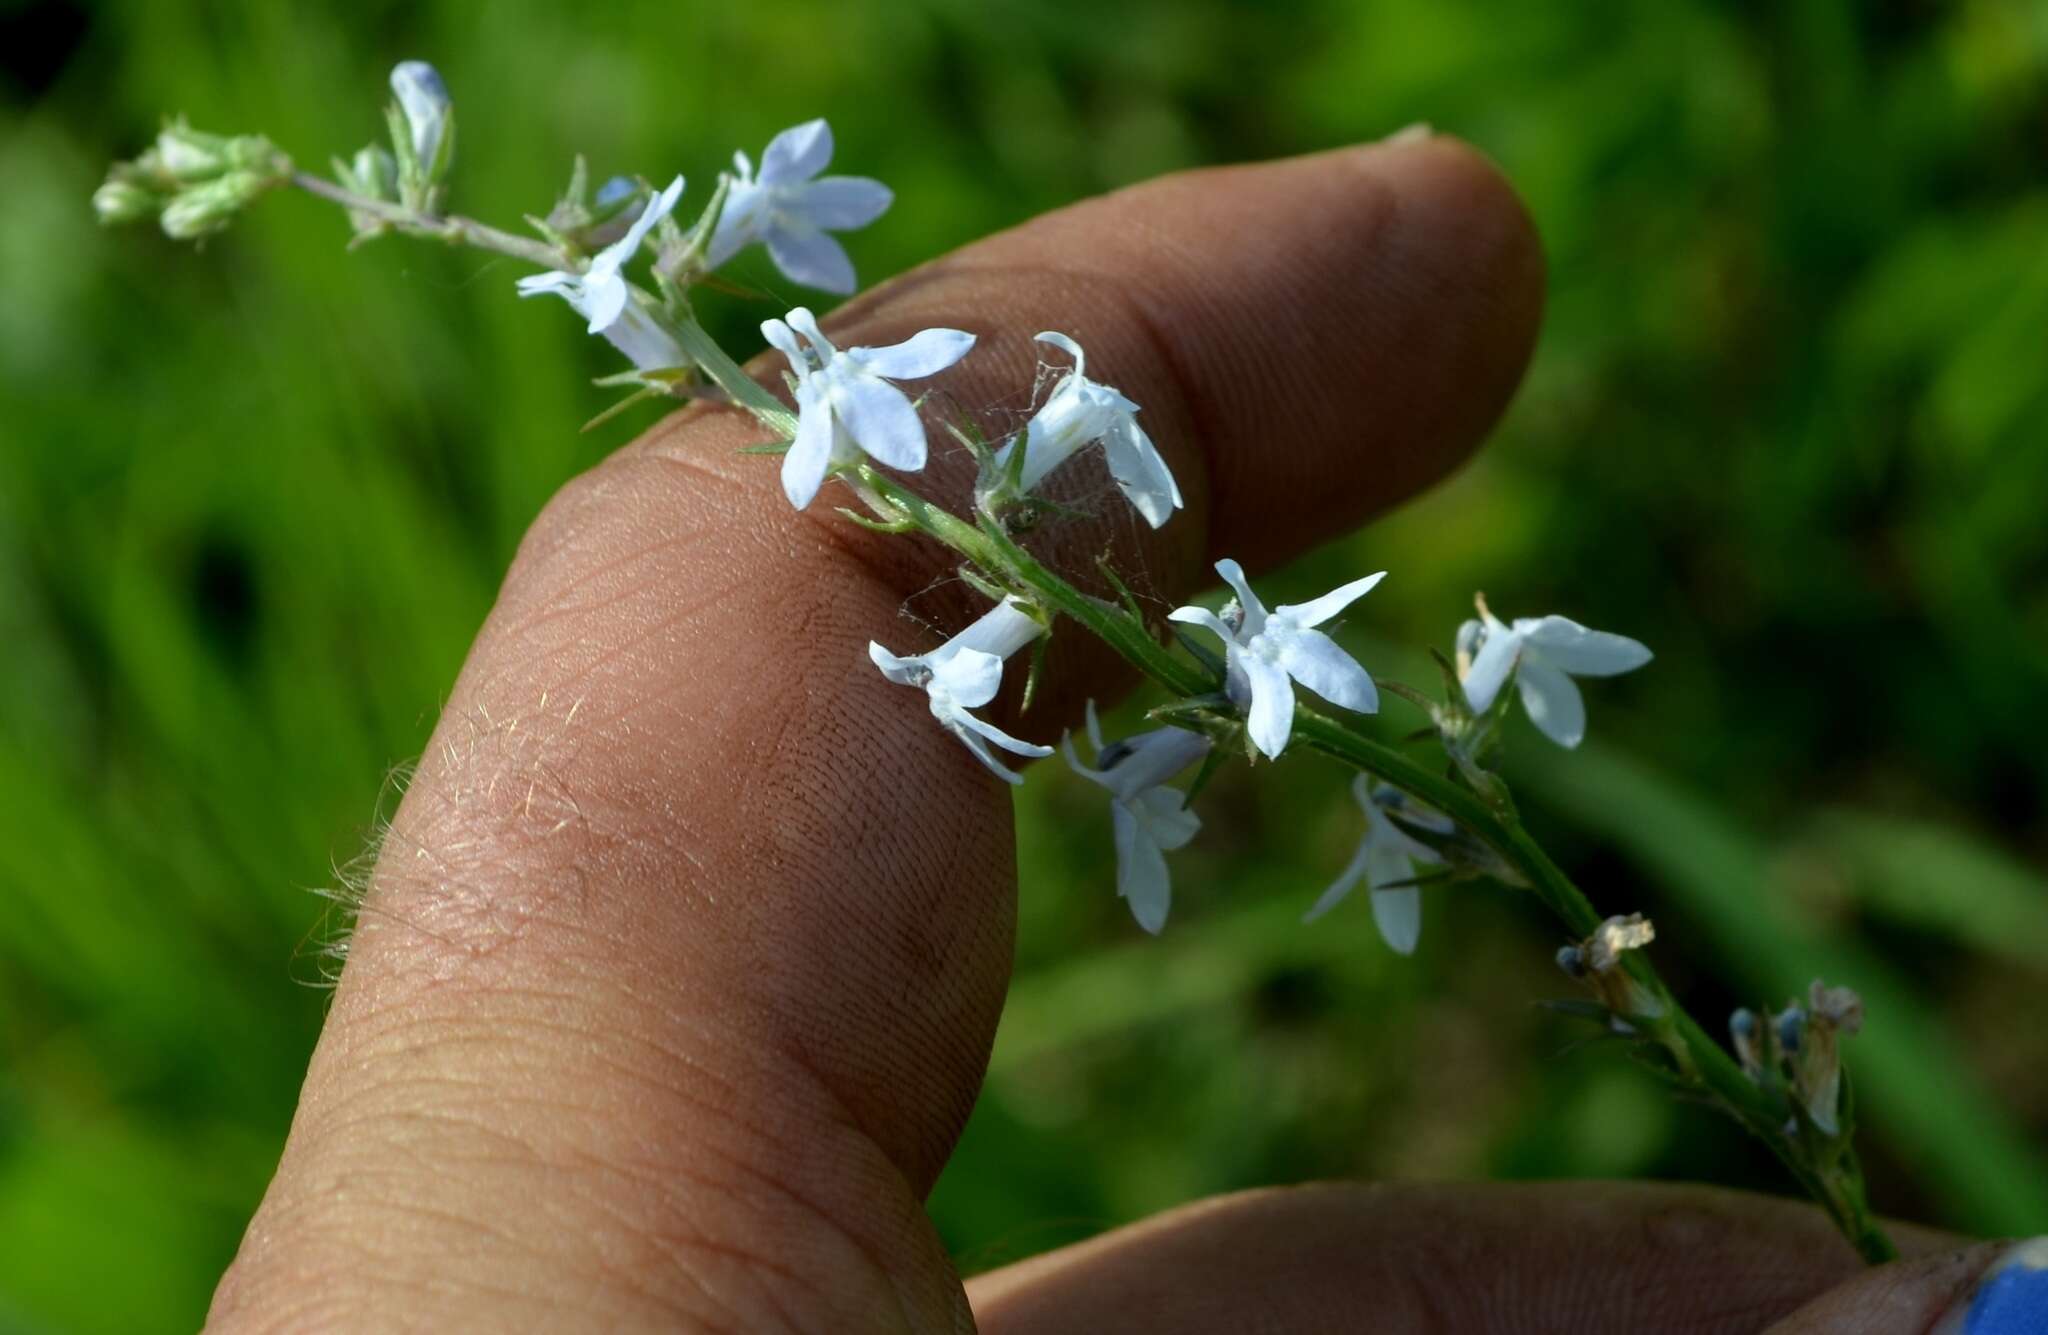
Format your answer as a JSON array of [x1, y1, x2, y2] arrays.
[[204, 135, 2003, 1332]]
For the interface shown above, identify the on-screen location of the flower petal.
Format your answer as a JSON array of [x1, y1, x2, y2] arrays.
[[944, 598, 1040, 662], [757, 119, 833, 185], [599, 302, 687, 371], [946, 719, 1026, 786], [930, 646, 1005, 709], [766, 220, 857, 294], [515, 270, 575, 299], [760, 316, 809, 381], [853, 327, 975, 381], [1517, 658, 1588, 748], [1166, 605, 1235, 645], [705, 181, 765, 268], [867, 641, 926, 686], [1100, 418, 1182, 529], [595, 174, 684, 276], [1111, 802, 1172, 934], [1213, 559, 1268, 637], [1105, 728, 1210, 796], [1518, 616, 1653, 676], [779, 380, 836, 509], [1061, 733, 1118, 791], [1276, 571, 1387, 629], [1303, 839, 1371, 923], [951, 703, 1055, 759], [1273, 627, 1378, 714], [1369, 884, 1422, 955], [1131, 785, 1201, 851], [829, 373, 928, 471], [576, 273, 629, 335], [1461, 625, 1522, 714], [1242, 653, 1296, 760], [795, 175, 893, 229]]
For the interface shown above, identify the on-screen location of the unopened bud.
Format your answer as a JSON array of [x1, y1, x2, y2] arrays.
[[352, 145, 399, 201], [154, 121, 234, 182], [1554, 945, 1586, 978], [390, 60, 454, 182], [93, 177, 160, 225], [1775, 1006, 1805, 1055], [1730, 1007, 1762, 1075], [160, 170, 269, 240]]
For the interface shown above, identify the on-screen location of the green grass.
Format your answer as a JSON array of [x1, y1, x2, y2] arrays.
[[5, 0, 2048, 1328]]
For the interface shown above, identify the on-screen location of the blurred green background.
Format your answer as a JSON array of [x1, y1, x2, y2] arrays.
[[5, 0, 2048, 1328]]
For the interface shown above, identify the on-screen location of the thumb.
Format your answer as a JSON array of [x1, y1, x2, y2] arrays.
[[1766, 1238, 2048, 1334]]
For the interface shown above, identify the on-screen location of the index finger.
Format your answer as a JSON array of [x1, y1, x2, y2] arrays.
[[211, 132, 1543, 1332]]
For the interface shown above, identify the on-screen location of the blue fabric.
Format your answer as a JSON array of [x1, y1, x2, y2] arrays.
[[1968, 1258, 2048, 1334]]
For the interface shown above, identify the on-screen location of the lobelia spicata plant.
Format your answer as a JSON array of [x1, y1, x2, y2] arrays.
[[96, 60, 1898, 1265]]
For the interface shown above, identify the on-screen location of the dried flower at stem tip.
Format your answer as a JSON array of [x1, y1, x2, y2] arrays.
[[1063, 701, 1207, 933], [1560, 913, 1664, 1021]]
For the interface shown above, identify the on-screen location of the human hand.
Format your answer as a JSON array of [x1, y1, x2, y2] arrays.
[[203, 132, 2039, 1333]]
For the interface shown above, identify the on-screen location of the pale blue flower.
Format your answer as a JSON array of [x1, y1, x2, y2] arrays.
[[1169, 560, 1385, 759], [992, 333, 1182, 528], [517, 176, 687, 370], [870, 599, 1050, 784], [1458, 605, 1651, 748], [762, 306, 973, 509], [709, 120, 892, 294]]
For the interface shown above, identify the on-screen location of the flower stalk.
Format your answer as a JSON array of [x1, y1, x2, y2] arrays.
[[96, 64, 1899, 1267]]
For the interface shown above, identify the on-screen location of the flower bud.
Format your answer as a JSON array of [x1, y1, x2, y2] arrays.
[[160, 170, 270, 240], [390, 60, 454, 180], [154, 121, 234, 182], [1729, 1006, 1762, 1075], [93, 177, 160, 225], [352, 145, 399, 201]]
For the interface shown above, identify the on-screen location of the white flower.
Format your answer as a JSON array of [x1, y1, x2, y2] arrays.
[[708, 120, 892, 294], [762, 306, 974, 510], [1062, 701, 1209, 934], [1303, 776, 1449, 954], [870, 598, 1051, 785], [517, 176, 687, 371], [1457, 603, 1652, 748], [990, 333, 1183, 528], [1168, 560, 1385, 760], [389, 61, 453, 176]]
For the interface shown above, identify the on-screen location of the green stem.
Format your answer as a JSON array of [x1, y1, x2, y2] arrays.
[[845, 463, 1897, 1264], [664, 312, 798, 436], [290, 172, 570, 269]]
